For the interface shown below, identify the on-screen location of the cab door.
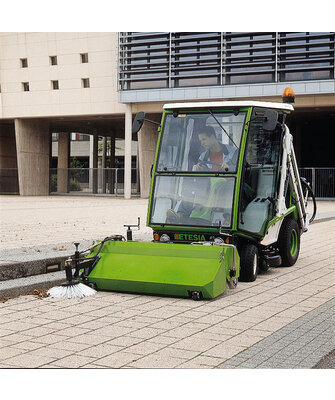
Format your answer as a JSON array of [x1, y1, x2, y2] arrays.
[[238, 108, 283, 236]]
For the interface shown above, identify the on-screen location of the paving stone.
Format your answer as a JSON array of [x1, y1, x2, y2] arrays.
[[79, 343, 124, 358], [48, 354, 94, 368], [105, 335, 144, 347], [3, 353, 56, 368], [27, 347, 74, 359], [10, 341, 46, 351], [0, 346, 27, 361], [68, 333, 112, 346], [94, 351, 143, 368], [122, 341, 166, 356], [203, 344, 246, 359], [48, 341, 93, 352], [128, 327, 166, 339], [127, 353, 184, 369], [170, 337, 221, 352]]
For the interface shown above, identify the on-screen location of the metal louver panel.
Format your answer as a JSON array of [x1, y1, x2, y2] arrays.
[[118, 32, 335, 90]]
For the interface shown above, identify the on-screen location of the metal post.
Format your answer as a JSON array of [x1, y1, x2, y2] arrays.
[[124, 103, 132, 199], [275, 32, 278, 82], [312, 168, 316, 194], [110, 135, 115, 194], [115, 167, 118, 195], [169, 32, 172, 88], [102, 136, 107, 193], [92, 131, 98, 194], [220, 32, 223, 86]]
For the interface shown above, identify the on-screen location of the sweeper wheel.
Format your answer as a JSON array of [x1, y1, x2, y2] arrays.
[[190, 291, 202, 301], [88, 282, 97, 290], [278, 217, 300, 267], [239, 243, 258, 282]]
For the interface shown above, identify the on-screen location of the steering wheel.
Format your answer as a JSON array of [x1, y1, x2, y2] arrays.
[[198, 160, 229, 172]]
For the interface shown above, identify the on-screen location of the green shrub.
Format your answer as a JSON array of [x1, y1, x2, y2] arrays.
[[50, 174, 57, 192], [69, 178, 82, 191]]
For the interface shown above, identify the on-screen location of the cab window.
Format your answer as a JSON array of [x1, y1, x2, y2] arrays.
[[239, 108, 283, 235]]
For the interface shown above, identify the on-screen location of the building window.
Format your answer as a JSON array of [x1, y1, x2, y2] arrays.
[[71, 133, 90, 141], [52, 80, 59, 90], [82, 78, 90, 88], [22, 82, 29, 91], [20, 58, 28, 68], [50, 56, 58, 65], [80, 53, 88, 63]]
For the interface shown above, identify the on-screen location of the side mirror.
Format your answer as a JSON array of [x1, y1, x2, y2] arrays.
[[263, 109, 278, 131], [132, 112, 146, 134]]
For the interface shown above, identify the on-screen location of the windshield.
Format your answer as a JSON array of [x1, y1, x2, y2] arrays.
[[157, 111, 246, 173], [150, 175, 235, 228]]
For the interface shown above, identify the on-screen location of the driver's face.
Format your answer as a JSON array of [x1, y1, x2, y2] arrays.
[[198, 133, 214, 150]]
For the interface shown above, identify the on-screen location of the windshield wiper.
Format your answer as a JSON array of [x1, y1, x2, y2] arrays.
[[207, 109, 239, 150]]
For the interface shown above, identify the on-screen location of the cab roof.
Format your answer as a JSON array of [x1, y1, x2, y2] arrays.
[[163, 101, 294, 111]]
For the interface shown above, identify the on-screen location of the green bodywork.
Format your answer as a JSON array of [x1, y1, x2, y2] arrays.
[[86, 241, 239, 299]]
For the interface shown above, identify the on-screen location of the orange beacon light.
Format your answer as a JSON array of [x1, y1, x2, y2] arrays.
[[282, 87, 295, 103]]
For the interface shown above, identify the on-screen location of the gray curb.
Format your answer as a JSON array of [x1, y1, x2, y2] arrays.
[[217, 297, 335, 369], [0, 270, 65, 298]]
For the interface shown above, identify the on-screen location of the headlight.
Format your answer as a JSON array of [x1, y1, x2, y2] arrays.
[[160, 234, 170, 242], [214, 237, 224, 244]]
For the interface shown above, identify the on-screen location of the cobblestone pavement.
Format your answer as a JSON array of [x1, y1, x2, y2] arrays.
[[218, 297, 335, 369], [0, 204, 334, 368]]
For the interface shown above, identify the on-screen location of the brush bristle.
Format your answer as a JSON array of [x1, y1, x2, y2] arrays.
[[48, 283, 96, 299]]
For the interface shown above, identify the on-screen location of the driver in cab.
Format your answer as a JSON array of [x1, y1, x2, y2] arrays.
[[193, 126, 237, 172]]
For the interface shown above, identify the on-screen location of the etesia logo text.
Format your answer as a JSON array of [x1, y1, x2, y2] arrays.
[[174, 233, 206, 241]]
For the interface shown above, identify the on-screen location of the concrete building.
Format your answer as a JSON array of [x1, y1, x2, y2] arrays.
[[1, 32, 335, 198]]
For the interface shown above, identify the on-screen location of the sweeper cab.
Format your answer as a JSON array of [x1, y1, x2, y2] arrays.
[[60, 87, 316, 300]]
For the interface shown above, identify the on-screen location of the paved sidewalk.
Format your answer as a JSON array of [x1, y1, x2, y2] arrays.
[[0, 215, 334, 368]]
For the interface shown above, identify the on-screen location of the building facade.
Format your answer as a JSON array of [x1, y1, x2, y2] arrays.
[[0, 32, 334, 198]]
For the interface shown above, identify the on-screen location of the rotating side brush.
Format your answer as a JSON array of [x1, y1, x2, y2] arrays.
[[47, 243, 96, 299]]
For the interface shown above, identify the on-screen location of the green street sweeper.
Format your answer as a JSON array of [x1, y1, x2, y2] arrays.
[[59, 87, 316, 300]]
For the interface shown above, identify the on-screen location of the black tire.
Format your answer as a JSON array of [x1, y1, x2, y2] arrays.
[[278, 218, 300, 267], [239, 244, 258, 282]]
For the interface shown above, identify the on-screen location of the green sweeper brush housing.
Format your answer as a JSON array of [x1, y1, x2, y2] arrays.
[[63, 88, 316, 300]]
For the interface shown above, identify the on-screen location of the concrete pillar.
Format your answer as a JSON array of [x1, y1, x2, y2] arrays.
[[137, 114, 161, 198], [57, 132, 70, 193], [0, 123, 19, 193], [124, 103, 132, 199], [14, 118, 50, 195]]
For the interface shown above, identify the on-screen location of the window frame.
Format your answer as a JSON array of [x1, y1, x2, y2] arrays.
[[20, 58, 28, 68], [80, 53, 89, 63], [50, 56, 58, 66], [82, 78, 90, 88]]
